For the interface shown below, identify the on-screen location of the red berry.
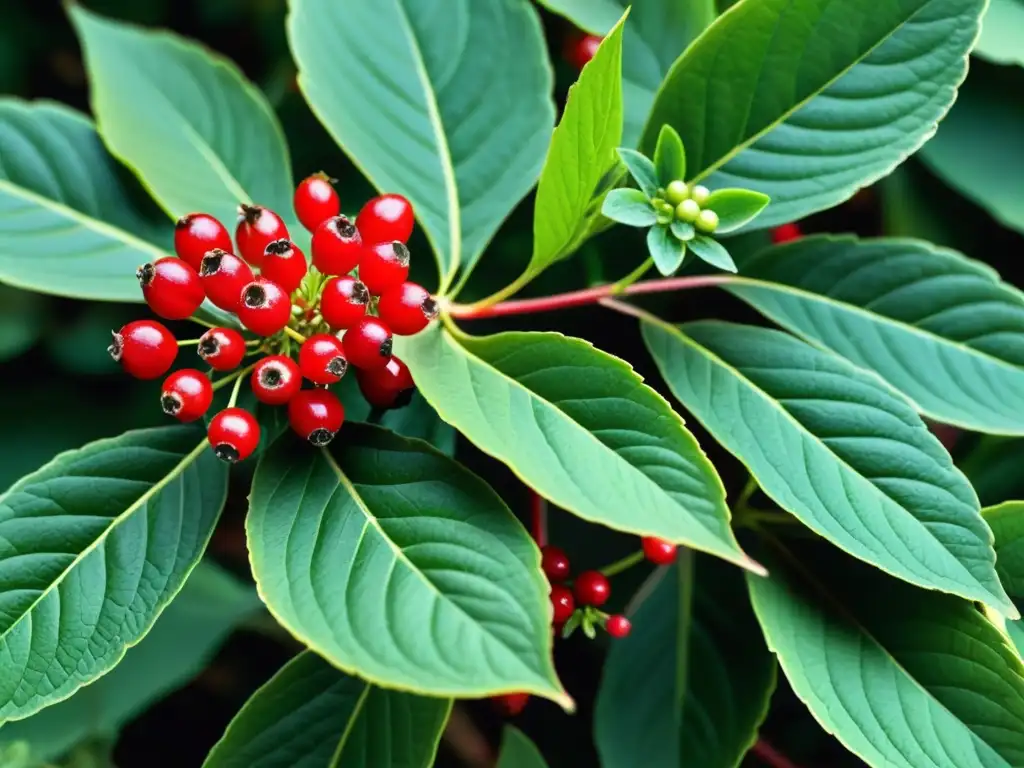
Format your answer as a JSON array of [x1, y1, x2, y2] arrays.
[[198, 328, 247, 371], [606, 615, 632, 638], [343, 317, 393, 370], [108, 320, 177, 380], [208, 408, 260, 463], [359, 241, 410, 295], [566, 34, 602, 69], [137, 257, 205, 320], [288, 389, 345, 446], [251, 355, 302, 405], [199, 250, 254, 312], [355, 356, 414, 409], [298, 333, 348, 385], [377, 282, 438, 336], [160, 369, 213, 422], [236, 205, 288, 268], [294, 173, 340, 232], [311, 215, 363, 275], [261, 239, 308, 294], [320, 276, 369, 330], [174, 213, 233, 270], [492, 693, 530, 717], [573, 571, 610, 607], [641, 536, 677, 565], [355, 194, 414, 245], [541, 546, 571, 582], [551, 584, 575, 625], [772, 222, 802, 244], [237, 279, 292, 336]]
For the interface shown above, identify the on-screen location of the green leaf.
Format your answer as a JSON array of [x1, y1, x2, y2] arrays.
[[670, 220, 695, 242], [685, 235, 735, 273], [975, 0, 1024, 66], [726, 236, 1024, 434], [247, 424, 569, 706], [748, 538, 1024, 768], [601, 189, 657, 227], [647, 225, 686, 275], [617, 149, 659, 198], [289, 0, 554, 294], [0, 425, 228, 723], [703, 189, 769, 234], [69, 5, 293, 228], [641, 319, 1015, 614], [203, 650, 451, 768], [497, 726, 548, 768], [595, 553, 775, 768], [397, 324, 761, 573], [653, 125, 685, 186], [984, 501, 1024, 595], [0, 562, 258, 762], [0, 101, 168, 301], [642, 0, 984, 229]]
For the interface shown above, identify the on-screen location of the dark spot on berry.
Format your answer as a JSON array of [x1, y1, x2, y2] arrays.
[[161, 393, 182, 415], [351, 281, 370, 305], [307, 428, 335, 447], [380, 337, 393, 358], [331, 215, 357, 240], [198, 336, 219, 359], [243, 284, 268, 308], [260, 365, 284, 388], [200, 249, 227, 276], [136, 262, 155, 287], [421, 297, 439, 320], [393, 387, 414, 409], [108, 331, 124, 362], [392, 242, 411, 267], [326, 356, 348, 377], [175, 214, 193, 230], [265, 239, 292, 256], [213, 443, 241, 463], [239, 204, 262, 226]]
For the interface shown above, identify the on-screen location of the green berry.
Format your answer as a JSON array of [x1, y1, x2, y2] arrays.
[[666, 180, 689, 205], [695, 209, 719, 233], [676, 199, 700, 223], [690, 184, 711, 205]]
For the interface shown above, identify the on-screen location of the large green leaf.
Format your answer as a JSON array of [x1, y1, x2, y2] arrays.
[[70, 5, 292, 227], [0, 425, 227, 723], [726, 236, 1024, 434], [642, 0, 983, 229], [398, 324, 760, 573], [0, 562, 258, 762], [748, 538, 1024, 767], [204, 650, 450, 768], [642, 319, 1014, 614], [247, 425, 568, 706], [497, 726, 548, 768], [595, 553, 775, 768], [975, 0, 1024, 66], [983, 501, 1024, 653], [289, 0, 554, 293], [536, 0, 715, 145], [0, 100, 167, 301]]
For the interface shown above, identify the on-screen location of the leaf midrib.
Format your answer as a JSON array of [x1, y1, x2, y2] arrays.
[[328, 679, 371, 767]]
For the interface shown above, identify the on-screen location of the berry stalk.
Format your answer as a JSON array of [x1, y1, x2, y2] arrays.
[[751, 739, 804, 768], [599, 550, 644, 578]]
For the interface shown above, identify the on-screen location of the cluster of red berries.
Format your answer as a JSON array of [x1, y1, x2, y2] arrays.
[[108, 173, 438, 463]]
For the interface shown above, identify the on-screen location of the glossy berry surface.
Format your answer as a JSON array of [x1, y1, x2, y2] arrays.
[[261, 239, 308, 294], [294, 173, 340, 232], [320, 276, 369, 330], [311, 215, 363, 275], [109, 320, 177, 380], [492, 693, 529, 717], [573, 570, 610, 607], [377, 281, 438, 335], [550, 584, 575, 625], [360, 241, 410, 295], [288, 389, 345, 446], [199, 250, 254, 312], [208, 408, 260, 463], [137, 257, 204, 320], [355, 356, 414, 409], [236, 205, 288, 268], [299, 333, 348, 385], [566, 34, 602, 69], [198, 328, 247, 371], [160, 369, 213, 422], [642, 536, 678, 565], [606, 614, 632, 638], [540, 546, 571, 582], [355, 194, 414, 245], [772, 222, 802, 244], [251, 355, 302, 405], [343, 317, 393, 370], [174, 212, 233, 270], [237, 279, 291, 336]]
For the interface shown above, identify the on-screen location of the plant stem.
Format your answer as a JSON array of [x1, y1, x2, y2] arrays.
[[283, 325, 307, 344], [176, 338, 202, 347], [530, 491, 547, 547], [448, 274, 728, 320], [187, 315, 216, 329], [600, 550, 645, 578], [609, 257, 653, 292], [751, 739, 803, 768], [211, 362, 257, 393], [227, 368, 247, 408]]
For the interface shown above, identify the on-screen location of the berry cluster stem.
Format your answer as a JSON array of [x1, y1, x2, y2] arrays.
[[283, 325, 307, 344], [751, 739, 804, 768], [530, 491, 547, 547], [211, 361, 258, 393], [600, 550, 644, 578]]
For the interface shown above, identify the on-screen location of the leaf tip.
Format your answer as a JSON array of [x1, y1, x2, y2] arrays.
[[743, 554, 769, 578]]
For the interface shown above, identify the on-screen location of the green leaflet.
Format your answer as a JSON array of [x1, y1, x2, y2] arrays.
[[748, 538, 1024, 767], [247, 425, 568, 706], [497, 726, 548, 768], [0, 425, 228, 723], [726, 236, 1024, 434], [204, 651, 451, 768], [974, 0, 1024, 66], [595, 554, 775, 768], [983, 502, 1024, 651], [70, 5, 293, 230], [642, 319, 1014, 614], [647, 225, 686, 275], [642, 0, 984, 229], [289, 0, 553, 293], [0, 101, 168, 301], [397, 323, 760, 573]]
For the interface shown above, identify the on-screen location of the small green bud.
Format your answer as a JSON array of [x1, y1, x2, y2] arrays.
[[665, 180, 689, 205], [676, 198, 700, 223], [658, 200, 675, 215], [690, 184, 711, 205], [695, 208, 719, 233]]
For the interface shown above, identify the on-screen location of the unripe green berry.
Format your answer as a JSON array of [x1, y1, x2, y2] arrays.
[[695, 208, 719, 233], [676, 199, 700, 223], [666, 180, 689, 205], [690, 184, 711, 205]]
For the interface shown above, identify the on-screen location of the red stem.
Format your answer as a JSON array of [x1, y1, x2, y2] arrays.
[[530, 492, 547, 547], [447, 275, 729, 320], [751, 739, 803, 768]]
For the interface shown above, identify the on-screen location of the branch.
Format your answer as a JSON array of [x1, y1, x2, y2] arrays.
[[752, 739, 804, 768]]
